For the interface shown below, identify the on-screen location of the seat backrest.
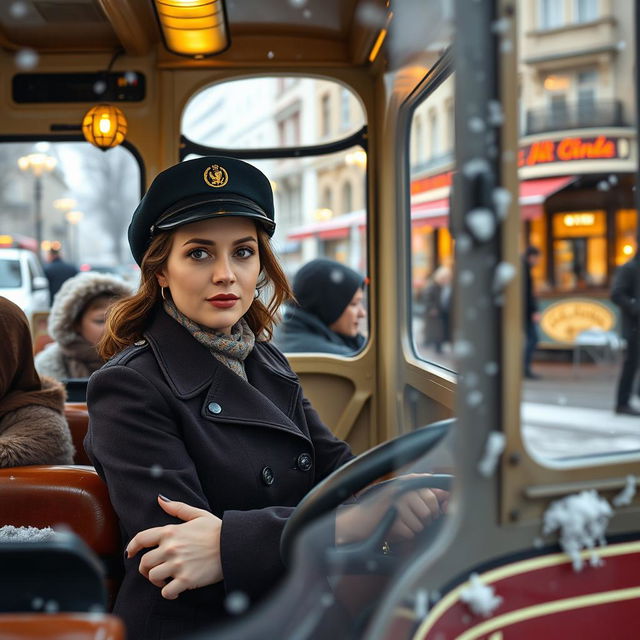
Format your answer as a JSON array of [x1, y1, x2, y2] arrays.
[[0, 613, 124, 639], [0, 534, 106, 613], [64, 404, 91, 465], [0, 466, 122, 609]]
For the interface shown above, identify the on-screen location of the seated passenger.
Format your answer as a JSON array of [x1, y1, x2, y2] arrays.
[[0, 296, 74, 467], [275, 258, 367, 355], [85, 157, 445, 640], [35, 272, 132, 381]]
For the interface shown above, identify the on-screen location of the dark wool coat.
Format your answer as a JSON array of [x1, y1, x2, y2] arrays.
[[274, 306, 365, 356], [611, 255, 640, 340], [85, 309, 353, 640]]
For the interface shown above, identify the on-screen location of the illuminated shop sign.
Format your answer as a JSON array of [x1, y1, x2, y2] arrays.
[[540, 298, 616, 343], [519, 135, 630, 168]]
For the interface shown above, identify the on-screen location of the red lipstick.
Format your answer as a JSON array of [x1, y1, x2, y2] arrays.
[[207, 293, 239, 309]]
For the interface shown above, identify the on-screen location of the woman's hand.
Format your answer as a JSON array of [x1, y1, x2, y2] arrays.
[[125, 496, 224, 600], [336, 474, 449, 546]]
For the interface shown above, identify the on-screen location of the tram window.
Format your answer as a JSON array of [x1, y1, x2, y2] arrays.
[[518, 0, 640, 462], [182, 77, 366, 148], [408, 75, 455, 372], [0, 142, 141, 272], [182, 78, 368, 354], [551, 211, 607, 290]]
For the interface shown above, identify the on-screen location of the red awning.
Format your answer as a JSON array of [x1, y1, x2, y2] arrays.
[[410, 198, 450, 229], [286, 177, 575, 242], [287, 211, 365, 241], [519, 176, 575, 220]]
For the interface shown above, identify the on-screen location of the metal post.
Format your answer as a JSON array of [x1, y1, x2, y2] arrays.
[[34, 176, 43, 256]]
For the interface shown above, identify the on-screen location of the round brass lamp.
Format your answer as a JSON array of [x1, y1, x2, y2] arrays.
[[82, 104, 128, 150]]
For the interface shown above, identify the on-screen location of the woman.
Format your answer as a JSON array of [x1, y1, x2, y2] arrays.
[[85, 156, 444, 639], [276, 258, 367, 355], [35, 272, 132, 380], [0, 296, 74, 467]]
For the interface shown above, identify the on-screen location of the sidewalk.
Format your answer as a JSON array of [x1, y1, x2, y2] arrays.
[[414, 334, 640, 459], [521, 361, 640, 459]]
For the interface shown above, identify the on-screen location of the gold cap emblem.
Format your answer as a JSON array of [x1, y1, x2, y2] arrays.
[[203, 164, 228, 188]]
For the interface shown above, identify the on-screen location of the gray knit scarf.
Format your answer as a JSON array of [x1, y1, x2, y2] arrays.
[[163, 299, 255, 381]]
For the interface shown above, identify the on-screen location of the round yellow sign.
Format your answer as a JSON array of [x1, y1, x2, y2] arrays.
[[540, 299, 615, 343]]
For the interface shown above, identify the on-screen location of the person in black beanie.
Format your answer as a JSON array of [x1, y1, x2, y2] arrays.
[[276, 258, 367, 355]]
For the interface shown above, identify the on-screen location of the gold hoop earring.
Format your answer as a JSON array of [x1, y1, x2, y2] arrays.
[[161, 287, 167, 301]]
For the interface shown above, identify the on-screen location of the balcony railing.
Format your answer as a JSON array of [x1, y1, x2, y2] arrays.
[[524, 100, 626, 135]]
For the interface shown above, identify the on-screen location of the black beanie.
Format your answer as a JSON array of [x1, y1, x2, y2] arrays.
[[293, 259, 365, 326]]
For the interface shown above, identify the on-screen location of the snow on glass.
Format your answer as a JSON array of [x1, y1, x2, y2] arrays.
[[466, 208, 496, 242], [542, 490, 612, 571], [477, 432, 506, 477], [224, 590, 250, 615], [492, 187, 511, 219], [15, 48, 38, 70], [466, 390, 483, 408], [492, 262, 516, 294], [10, 2, 28, 18], [459, 573, 503, 618], [612, 475, 637, 508]]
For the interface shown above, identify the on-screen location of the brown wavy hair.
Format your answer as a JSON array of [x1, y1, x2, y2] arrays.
[[99, 226, 293, 360]]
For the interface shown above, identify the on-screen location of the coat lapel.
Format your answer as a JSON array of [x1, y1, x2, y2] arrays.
[[145, 310, 309, 442]]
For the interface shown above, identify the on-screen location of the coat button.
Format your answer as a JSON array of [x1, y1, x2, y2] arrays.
[[297, 453, 312, 472], [261, 466, 274, 486], [208, 402, 222, 414], [134, 339, 146, 346]]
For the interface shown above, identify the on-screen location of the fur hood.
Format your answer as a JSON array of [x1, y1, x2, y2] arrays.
[[0, 376, 74, 467], [48, 272, 132, 346]]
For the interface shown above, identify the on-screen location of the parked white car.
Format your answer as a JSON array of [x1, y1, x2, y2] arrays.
[[0, 247, 50, 324]]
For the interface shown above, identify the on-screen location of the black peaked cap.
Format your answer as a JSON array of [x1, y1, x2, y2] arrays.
[[128, 156, 275, 265], [293, 259, 364, 326]]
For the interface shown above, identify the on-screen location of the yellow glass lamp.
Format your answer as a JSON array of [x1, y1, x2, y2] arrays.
[[82, 104, 128, 150], [153, 0, 230, 57]]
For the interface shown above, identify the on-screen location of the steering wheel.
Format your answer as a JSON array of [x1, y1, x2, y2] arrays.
[[280, 418, 454, 567]]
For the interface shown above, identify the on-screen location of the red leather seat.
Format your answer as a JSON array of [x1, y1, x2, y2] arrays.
[[0, 613, 124, 639], [32, 334, 54, 356], [64, 403, 91, 465], [0, 466, 122, 609]]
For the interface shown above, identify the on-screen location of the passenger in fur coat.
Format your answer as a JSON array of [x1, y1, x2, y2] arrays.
[[35, 272, 132, 380], [0, 296, 74, 467]]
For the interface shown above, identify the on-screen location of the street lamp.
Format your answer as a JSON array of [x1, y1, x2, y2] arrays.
[[65, 210, 84, 264], [18, 152, 57, 254], [54, 198, 77, 258]]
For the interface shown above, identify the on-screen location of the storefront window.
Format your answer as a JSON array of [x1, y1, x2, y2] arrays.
[[528, 216, 549, 291], [551, 210, 606, 290], [615, 209, 638, 265]]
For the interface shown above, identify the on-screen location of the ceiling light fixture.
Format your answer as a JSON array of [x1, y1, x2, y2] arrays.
[[153, 0, 230, 58]]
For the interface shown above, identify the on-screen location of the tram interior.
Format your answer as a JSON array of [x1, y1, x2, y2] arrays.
[[0, 0, 639, 639]]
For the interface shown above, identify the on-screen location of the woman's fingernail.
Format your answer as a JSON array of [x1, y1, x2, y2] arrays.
[[124, 548, 129, 559], [158, 494, 172, 502]]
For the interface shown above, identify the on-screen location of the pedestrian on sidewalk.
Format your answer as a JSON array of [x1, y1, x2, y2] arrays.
[[611, 250, 640, 416], [44, 247, 78, 304], [523, 246, 542, 380]]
